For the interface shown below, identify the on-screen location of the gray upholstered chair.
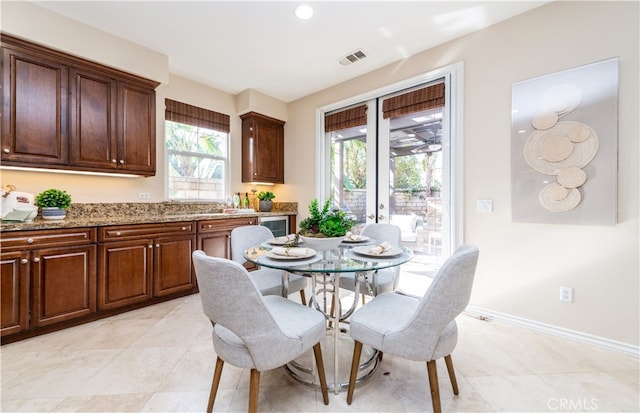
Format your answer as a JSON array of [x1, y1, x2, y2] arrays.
[[231, 225, 308, 304], [192, 250, 329, 413], [346, 244, 479, 413], [339, 223, 402, 299]]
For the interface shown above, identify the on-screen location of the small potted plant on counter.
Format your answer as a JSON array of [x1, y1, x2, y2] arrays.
[[34, 188, 72, 220], [298, 197, 355, 250], [257, 191, 275, 212]]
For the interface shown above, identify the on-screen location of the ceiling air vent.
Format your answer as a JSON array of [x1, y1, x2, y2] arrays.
[[339, 49, 367, 66]]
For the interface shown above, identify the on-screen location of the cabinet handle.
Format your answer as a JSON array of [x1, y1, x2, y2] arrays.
[[33, 257, 40, 263], [21, 259, 28, 264], [181, 227, 187, 231], [119, 160, 125, 164], [148, 245, 153, 248], [155, 243, 160, 248], [27, 238, 34, 244], [111, 159, 117, 163], [207, 225, 212, 228], [114, 231, 121, 236], [3, 148, 9, 154]]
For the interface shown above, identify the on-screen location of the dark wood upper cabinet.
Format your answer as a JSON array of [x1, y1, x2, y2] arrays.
[[1, 46, 69, 166], [241, 112, 285, 184], [69, 67, 118, 170], [1, 34, 158, 176]]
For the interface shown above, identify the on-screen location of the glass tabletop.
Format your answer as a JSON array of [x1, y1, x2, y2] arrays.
[[243, 242, 414, 273]]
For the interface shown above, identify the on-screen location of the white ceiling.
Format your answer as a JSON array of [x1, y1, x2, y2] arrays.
[[33, 1, 548, 102]]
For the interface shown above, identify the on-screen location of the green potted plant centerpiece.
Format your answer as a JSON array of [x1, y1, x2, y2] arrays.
[[298, 198, 355, 250], [34, 188, 72, 220], [257, 191, 275, 212]]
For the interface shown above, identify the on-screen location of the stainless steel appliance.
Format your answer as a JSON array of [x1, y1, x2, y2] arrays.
[[258, 215, 289, 237]]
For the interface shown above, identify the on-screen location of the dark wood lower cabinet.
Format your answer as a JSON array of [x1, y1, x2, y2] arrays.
[[1, 251, 30, 336], [0, 228, 96, 338], [99, 239, 153, 310], [32, 245, 96, 328], [0, 215, 290, 343], [98, 222, 196, 311]]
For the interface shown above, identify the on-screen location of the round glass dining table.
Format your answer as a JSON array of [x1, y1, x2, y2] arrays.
[[244, 240, 414, 393]]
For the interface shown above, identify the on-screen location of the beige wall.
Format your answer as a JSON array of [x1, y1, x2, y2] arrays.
[[1, 2, 638, 345], [286, 1, 639, 346]]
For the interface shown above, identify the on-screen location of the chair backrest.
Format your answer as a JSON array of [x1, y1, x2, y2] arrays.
[[230, 225, 274, 264], [385, 244, 479, 359], [362, 223, 403, 289], [361, 223, 402, 247], [192, 250, 302, 369]]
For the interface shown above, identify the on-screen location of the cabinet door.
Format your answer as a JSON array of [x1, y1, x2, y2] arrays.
[[198, 231, 231, 259], [1, 46, 68, 165], [99, 239, 152, 310], [0, 251, 30, 336], [153, 234, 196, 297], [69, 68, 117, 170], [117, 81, 156, 175], [241, 112, 285, 183], [31, 245, 97, 328]]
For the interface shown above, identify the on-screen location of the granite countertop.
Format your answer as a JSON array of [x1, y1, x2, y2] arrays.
[[1, 202, 297, 233]]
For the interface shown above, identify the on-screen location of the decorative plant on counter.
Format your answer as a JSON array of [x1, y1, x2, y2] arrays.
[[34, 188, 72, 220], [256, 191, 275, 212], [34, 188, 72, 209], [298, 197, 355, 238], [256, 191, 276, 201]]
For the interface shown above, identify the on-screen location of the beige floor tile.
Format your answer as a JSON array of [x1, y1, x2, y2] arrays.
[[539, 371, 640, 412], [2, 294, 638, 412], [140, 390, 211, 412], [3, 349, 122, 399], [48, 393, 151, 412], [74, 346, 189, 396], [0, 397, 66, 412], [466, 374, 563, 412]]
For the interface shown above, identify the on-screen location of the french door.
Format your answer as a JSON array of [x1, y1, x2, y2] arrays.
[[321, 64, 462, 265]]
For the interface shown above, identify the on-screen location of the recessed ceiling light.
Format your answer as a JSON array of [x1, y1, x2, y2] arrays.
[[295, 4, 314, 20]]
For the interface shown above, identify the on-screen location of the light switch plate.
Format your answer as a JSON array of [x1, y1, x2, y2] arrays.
[[476, 199, 493, 213]]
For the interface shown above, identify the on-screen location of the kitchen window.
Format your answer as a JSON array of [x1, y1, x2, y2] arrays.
[[165, 99, 230, 200]]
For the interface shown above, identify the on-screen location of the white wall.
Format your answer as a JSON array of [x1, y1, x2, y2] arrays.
[[2, 1, 638, 345], [285, 1, 639, 346]]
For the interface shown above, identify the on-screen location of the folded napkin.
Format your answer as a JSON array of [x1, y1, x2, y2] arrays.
[[368, 241, 392, 255], [271, 247, 309, 257], [345, 231, 364, 241], [273, 234, 297, 243]]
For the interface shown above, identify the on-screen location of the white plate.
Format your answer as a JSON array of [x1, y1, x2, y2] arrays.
[[352, 245, 403, 258], [342, 235, 370, 243], [268, 236, 300, 245], [265, 248, 317, 260]]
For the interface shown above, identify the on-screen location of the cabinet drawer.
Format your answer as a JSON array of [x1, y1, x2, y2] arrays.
[[198, 217, 257, 233], [1, 228, 96, 251], [99, 222, 195, 242]]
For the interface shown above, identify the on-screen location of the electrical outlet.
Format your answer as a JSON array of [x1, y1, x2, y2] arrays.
[[560, 286, 573, 303], [138, 192, 151, 200]]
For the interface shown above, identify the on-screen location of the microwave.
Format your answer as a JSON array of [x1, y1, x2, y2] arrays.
[[258, 216, 289, 237]]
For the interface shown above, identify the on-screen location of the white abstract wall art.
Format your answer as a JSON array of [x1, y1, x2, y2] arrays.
[[511, 58, 618, 225]]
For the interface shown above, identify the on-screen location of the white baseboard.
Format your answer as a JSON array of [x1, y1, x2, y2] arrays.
[[465, 305, 640, 357]]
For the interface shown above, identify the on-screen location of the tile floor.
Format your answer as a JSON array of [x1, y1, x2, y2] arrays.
[[1, 277, 638, 412]]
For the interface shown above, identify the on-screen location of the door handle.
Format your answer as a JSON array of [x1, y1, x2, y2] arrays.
[[367, 214, 375, 220], [378, 214, 385, 221]]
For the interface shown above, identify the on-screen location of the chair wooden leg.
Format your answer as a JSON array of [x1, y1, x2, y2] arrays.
[[299, 289, 307, 306], [378, 351, 384, 361], [427, 360, 441, 413], [248, 369, 260, 413], [361, 293, 366, 305], [312, 343, 330, 405], [207, 357, 224, 413], [346, 340, 363, 405], [444, 354, 459, 395]]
